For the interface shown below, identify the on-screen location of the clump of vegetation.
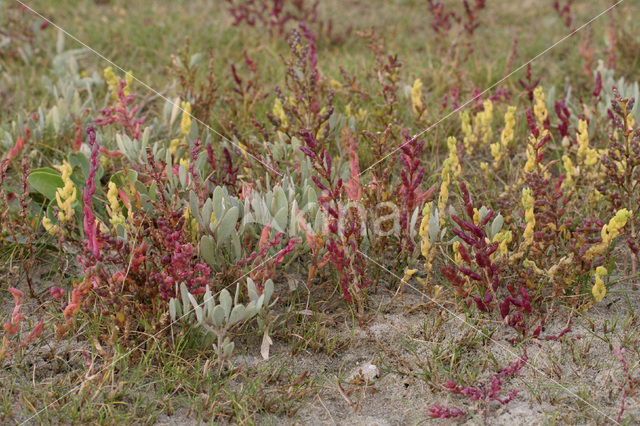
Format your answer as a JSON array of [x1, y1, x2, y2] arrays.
[[1, 0, 640, 424]]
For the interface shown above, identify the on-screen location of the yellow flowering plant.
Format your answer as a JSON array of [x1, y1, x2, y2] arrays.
[[41, 161, 77, 235]]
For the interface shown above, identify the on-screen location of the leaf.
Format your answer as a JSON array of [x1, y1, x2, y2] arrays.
[[216, 206, 239, 246], [273, 186, 287, 214], [28, 168, 63, 200], [273, 205, 288, 233], [169, 298, 179, 320], [263, 279, 274, 306], [409, 206, 420, 238], [247, 278, 258, 302], [189, 191, 202, 226], [260, 328, 273, 360], [212, 186, 224, 222], [200, 235, 216, 267], [178, 163, 187, 187], [68, 152, 90, 178], [428, 208, 440, 244], [229, 305, 246, 326], [180, 283, 190, 317], [212, 305, 226, 328], [245, 301, 258, 319], [189, 53, 203, 68], [222, 340, 235, 358], [478, 205, 489, 221], [204, 285, 215, 313], [491, 214, 504, 238], [188, 293, 203, 324], [219, 289, 232, 320]]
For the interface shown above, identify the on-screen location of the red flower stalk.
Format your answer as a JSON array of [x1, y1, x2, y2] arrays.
[[82, 126, 101, 259], [3, 288, 25, 336], [95, 79, 144, 139]]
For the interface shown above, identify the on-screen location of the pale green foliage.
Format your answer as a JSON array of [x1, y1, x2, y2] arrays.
[[169, 278, 275, 362]]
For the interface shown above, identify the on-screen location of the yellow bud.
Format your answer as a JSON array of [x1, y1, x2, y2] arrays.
[[180, 102, 192, 136], [411, 78, 424, 116]]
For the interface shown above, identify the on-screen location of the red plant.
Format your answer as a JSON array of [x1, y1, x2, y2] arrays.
[[95, 79, 144, 140], [441, 181, 533, 335], [432, 356, 527, 422], [0, 287, 45, 361], [553, 0, 573, 29]]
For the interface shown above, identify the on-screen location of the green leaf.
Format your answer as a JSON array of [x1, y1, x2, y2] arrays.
[[247, 278, 258, 302], [212, 305, 226, 328], [273, 205, 288, 233], [263, 279, 274, 306], [189, 191, 202, 226], [491, 214, 504, 238], [204, 285, 215, 313], [229, 305, 246, 326], [28, 168, 63, 200], [428, 208, 439, 244], [273, 186, 287, 213], [188, 293, 203, 324], [222, 340, 235, 358], [200, 235, 216, 267], [68, 152, 90, 178], [169, 298, 179, 320], [219, 289, 232, 320], [216, 206, 238, 246], [212, 186, 224, 222], [180, 283, 190, 317]]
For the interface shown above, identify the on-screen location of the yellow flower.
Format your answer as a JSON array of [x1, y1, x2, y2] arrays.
[[577, 119, 589, 158], [478, 100, 494, 145], [585, 149, 599, 167], [592, 266, 607, 302], [452, 241, 462, 266], [169, 138, 181, 155], [53, 161, 77, 223], [493, 230, 513, 257], [42, 216, 58, 235], [585, 209, 633, 261], [492, 106, 516, 168], [576, 119, 599, 167], [402, 268, 417, 283], [434, 285, 442, 299], [602, 209, 632, 245], [562, 155, 576, 189], [523, 259, 545, 275], [272, 98, 288, 127], [523, 135, 536, 174], [461, 110, 476, 154], [104, 66, 132, 100], [446, 136, 461, 179], [501, 106, 516, 148], [473, 208, 480, 226], [104, 66, 119, 100], [418, 201, 437, 291], [106, 181, 125, 227], [533, 86, 548, 129], [521, 188, 535, 246], [180, 101, 192, 136], [419, 202, 432, 260], [438, 159, 451, 227], [411, 79, 424, 116]]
